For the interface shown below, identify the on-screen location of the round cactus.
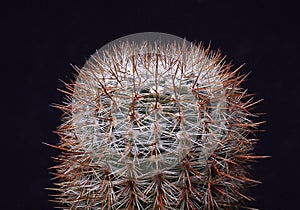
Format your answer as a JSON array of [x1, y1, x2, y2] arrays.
[[50, 33, 264, 209]]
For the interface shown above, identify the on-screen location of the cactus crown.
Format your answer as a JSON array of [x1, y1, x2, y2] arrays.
[[50, 39, 263, 210]]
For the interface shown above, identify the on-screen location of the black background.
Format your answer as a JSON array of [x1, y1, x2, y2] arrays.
[[2, 0, 299, 209]]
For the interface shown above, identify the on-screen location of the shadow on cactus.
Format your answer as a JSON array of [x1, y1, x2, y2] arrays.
[[48, 33, 266, 210]]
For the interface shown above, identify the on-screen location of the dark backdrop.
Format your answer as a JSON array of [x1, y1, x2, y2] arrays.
[[2, 0, 299, 209]]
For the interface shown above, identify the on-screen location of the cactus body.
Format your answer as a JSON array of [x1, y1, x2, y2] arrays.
[[51, 36, 263, 210]]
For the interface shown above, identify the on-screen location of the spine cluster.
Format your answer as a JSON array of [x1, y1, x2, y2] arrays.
[[50, 41, 263, 209]]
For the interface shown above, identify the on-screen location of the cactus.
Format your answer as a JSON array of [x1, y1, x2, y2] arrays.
[[49, 36, 264, 210]]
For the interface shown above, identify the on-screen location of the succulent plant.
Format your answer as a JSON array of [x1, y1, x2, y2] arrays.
[[49, 35, 264, 210]]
